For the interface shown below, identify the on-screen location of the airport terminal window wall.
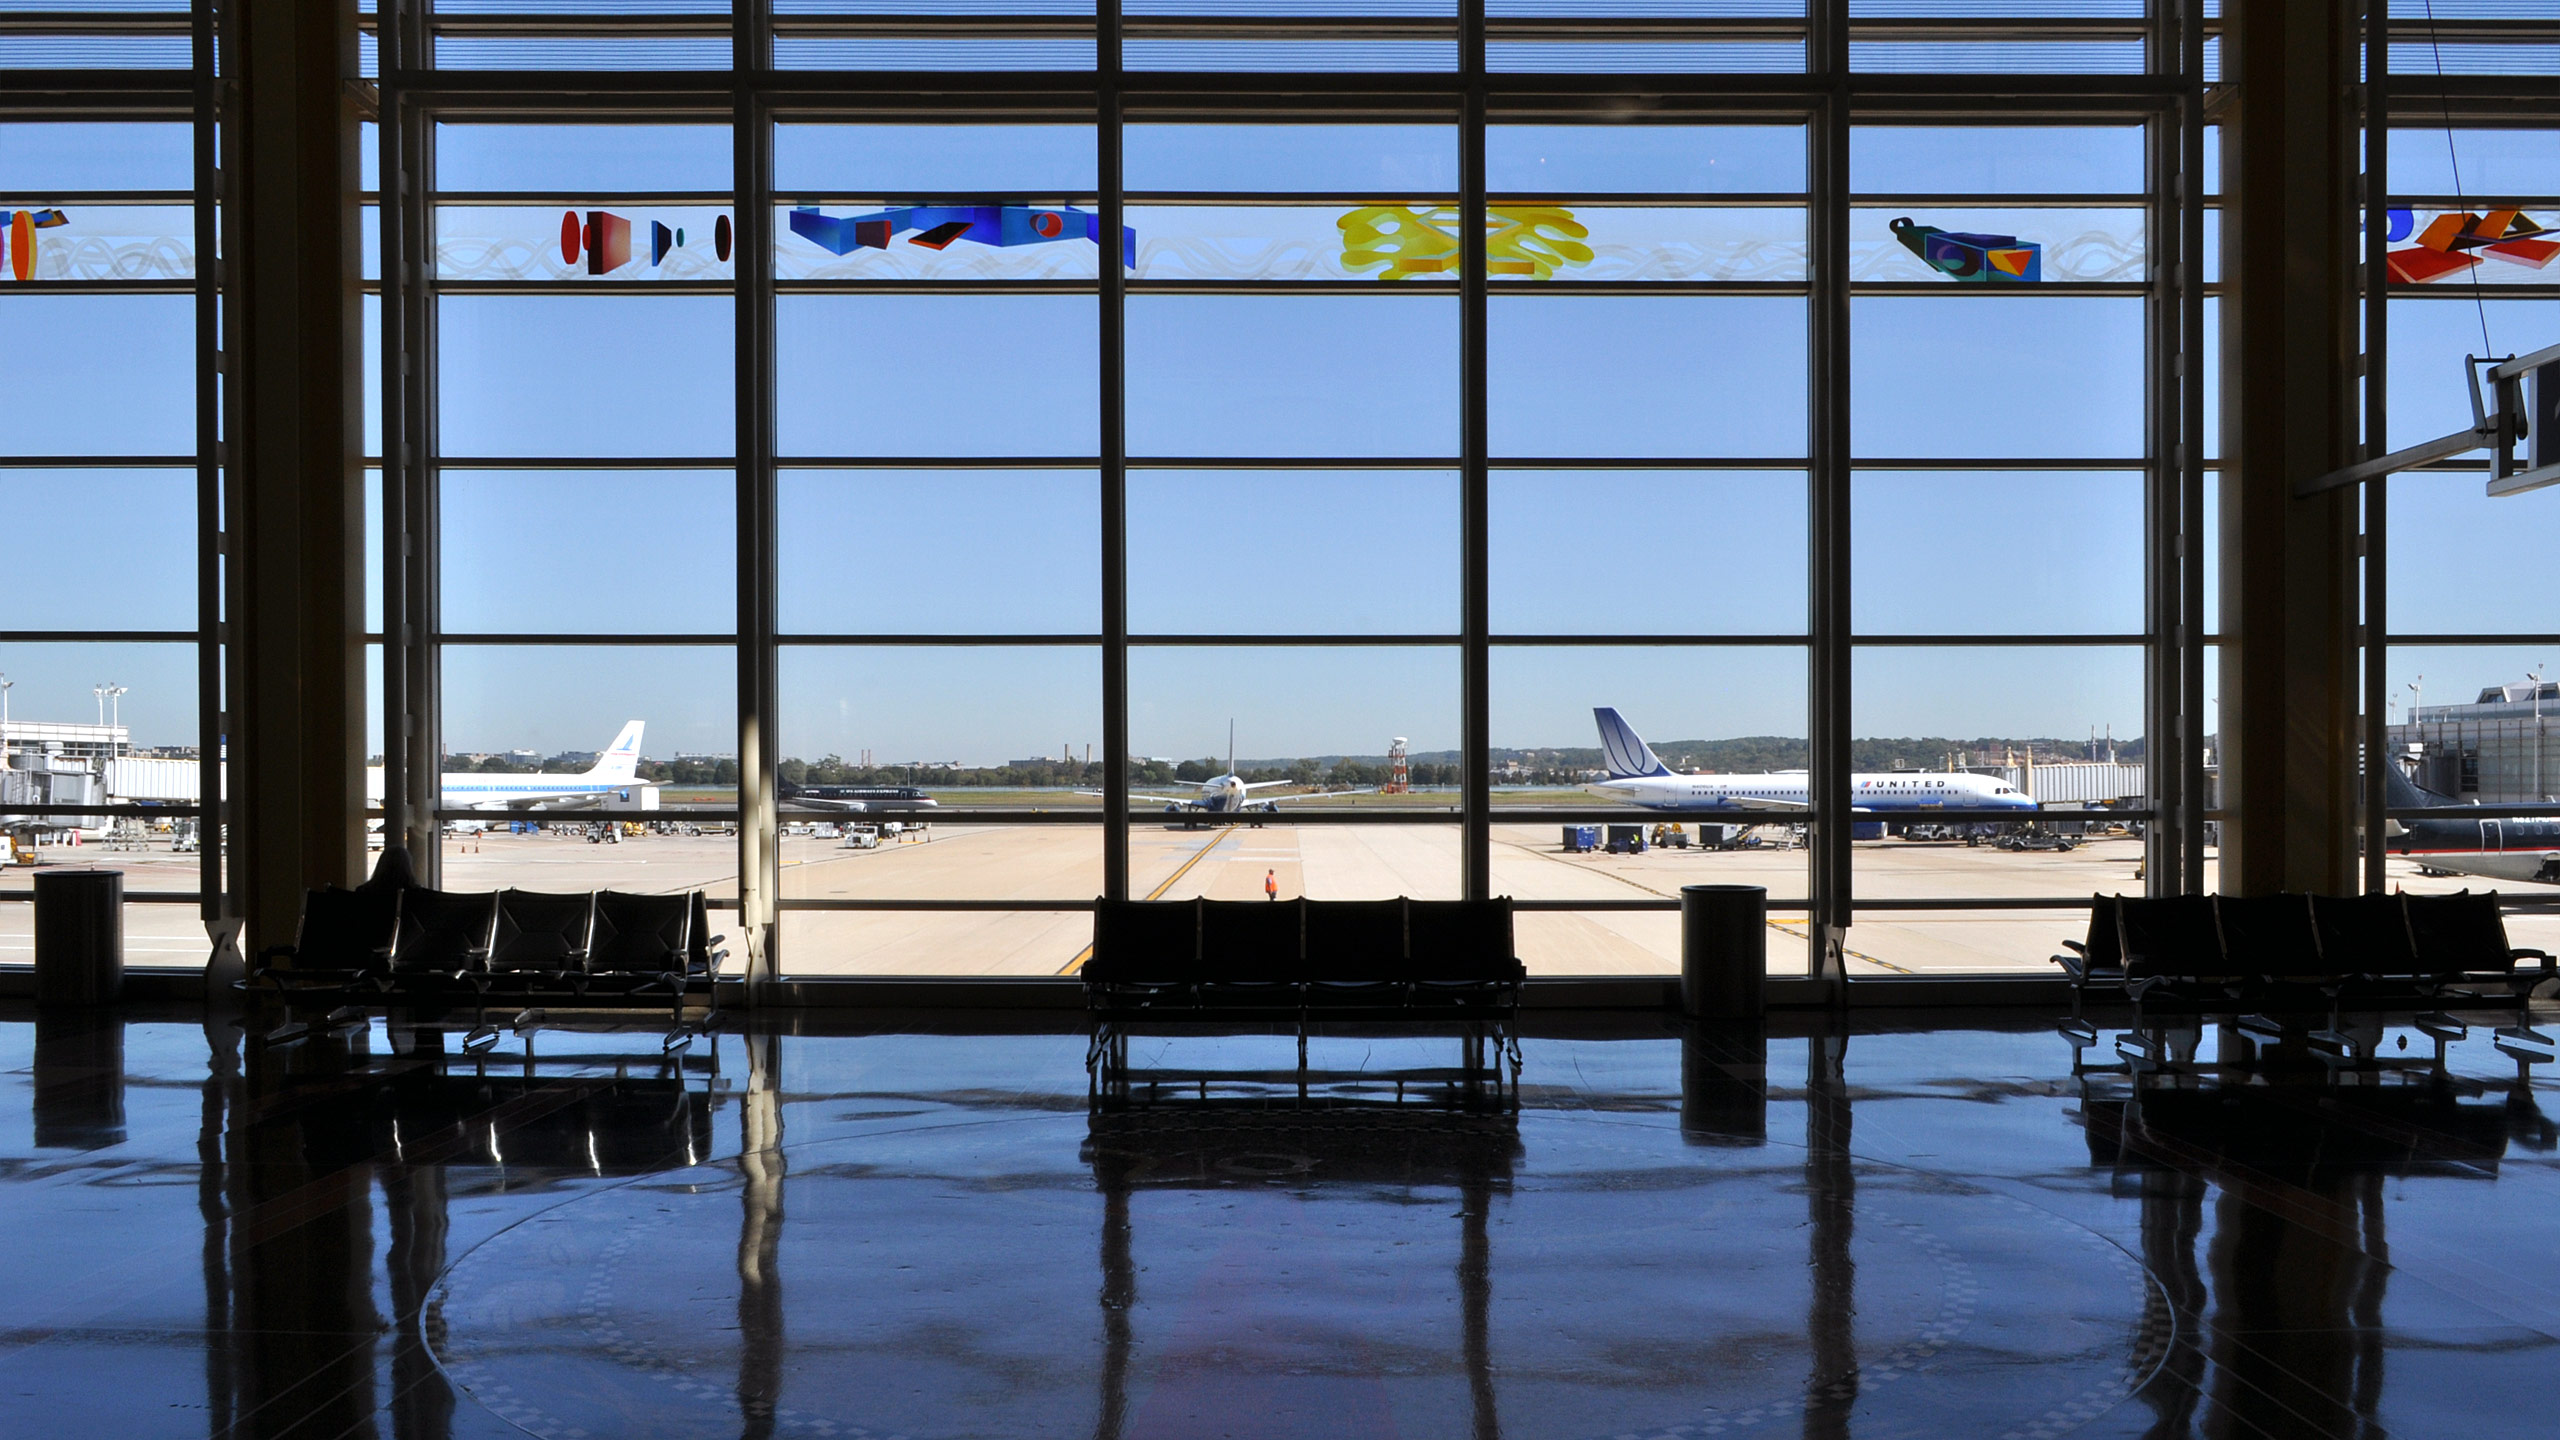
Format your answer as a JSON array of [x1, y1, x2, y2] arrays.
[[2373, 85, 2560, 959], [367, 1, 2226, 983], [0, 62, 217, 971]]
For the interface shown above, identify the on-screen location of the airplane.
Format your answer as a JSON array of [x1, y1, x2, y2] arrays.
[[364, 721, 652, 812], [1090, 723, 1369, 824], [778, 780, 940, 816], [1584, 707, 2042, 817], [2382, 754, 2560, 884]]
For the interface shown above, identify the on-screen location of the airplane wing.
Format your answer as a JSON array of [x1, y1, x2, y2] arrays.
[[1246, 787, 1375, 805], [1079, 789, 1204, 810], [1711, 795, 1809, 812], [781, 795, 873, 813]]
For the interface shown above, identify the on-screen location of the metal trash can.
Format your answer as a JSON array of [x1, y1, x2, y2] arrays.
[[1679, 883, 1765, 1020], [34, 868, 124, 1005]]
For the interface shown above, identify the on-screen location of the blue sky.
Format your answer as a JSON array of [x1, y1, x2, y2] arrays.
[[10, 120, 2555, 762]]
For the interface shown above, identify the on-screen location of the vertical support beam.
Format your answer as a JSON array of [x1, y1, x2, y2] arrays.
[[2180, 0, 2211, 894], [379, 0, 440, 881], [192, 0, 228, 967], [226, 0, 368, 954], [1100, 1, 1129, 900], [1459, 0, 1490, 900], [734, 5, 779, 994], [2220, 0, 2362, 895], [398, 111, 442, 882], [2144, 6, 2185, 895], [1806, 0, 1852, 989], [2361, 2, 2391, 894]]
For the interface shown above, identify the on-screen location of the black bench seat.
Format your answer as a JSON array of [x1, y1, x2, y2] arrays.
[[1083, 896, 1526, 1104]]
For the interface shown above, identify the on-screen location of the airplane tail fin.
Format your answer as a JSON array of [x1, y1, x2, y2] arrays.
[[2381, 749, 2451, 809], [1593, 707, 1672, 779], [585, 721, 645, 782]]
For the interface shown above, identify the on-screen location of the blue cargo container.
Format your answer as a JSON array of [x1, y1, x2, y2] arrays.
[[1561, 824, 1599, 853]]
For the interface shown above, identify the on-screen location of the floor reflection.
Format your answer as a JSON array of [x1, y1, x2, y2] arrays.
[[7, 1007, 2560, 1437], [2078, 1023, 2560, 1438]]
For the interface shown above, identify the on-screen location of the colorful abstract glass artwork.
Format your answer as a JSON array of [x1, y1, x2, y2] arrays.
[[3, 208, 70, 282], [1889, 217, 2041, 282], [2384, 208, 2560, 283], [787, 203, 1137, 270], [555, 208, 728, 275], [1335, 204, 1595, 280]]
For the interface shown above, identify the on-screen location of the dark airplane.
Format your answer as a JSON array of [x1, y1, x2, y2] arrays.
[[2383, 756, 2560, 885]]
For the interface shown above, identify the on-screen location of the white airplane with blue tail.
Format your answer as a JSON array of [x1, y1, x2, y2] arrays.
[[1584, 707, 2040, 815]]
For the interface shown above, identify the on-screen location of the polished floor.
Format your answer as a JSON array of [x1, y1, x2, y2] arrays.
[[3, 1004, 2558, 1438]]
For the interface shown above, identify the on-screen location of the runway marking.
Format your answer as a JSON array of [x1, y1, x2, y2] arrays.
[[1489, 834, 1914, 973], [1055, 825, 1238, 976]]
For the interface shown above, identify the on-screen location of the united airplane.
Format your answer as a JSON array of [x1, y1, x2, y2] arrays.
[[778, 781, 940, 816], [1585, 707, 2041, 815]]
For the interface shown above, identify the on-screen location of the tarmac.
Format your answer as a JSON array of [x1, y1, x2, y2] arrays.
[[10, 821, 2557, 978]]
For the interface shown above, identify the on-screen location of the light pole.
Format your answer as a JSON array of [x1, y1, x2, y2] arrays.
[[95, 682, 127, 764], [0, 673, 11, 770], [2534, 666, 2548, 802]]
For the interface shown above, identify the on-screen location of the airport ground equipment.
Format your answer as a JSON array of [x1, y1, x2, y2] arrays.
[[2053, 890, 2554, 1070], [1081, 896, 1525, 1108], [1605, 824, 1647, 854], [2297, 340, 2560, 498], [1561, 824, 1597, 853]]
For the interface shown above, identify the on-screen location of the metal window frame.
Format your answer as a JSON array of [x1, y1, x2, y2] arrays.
[[340, 0, 2250, 998]]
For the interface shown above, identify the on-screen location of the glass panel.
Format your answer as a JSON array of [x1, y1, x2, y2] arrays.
[[0, 205, 193, 282], [779, 646, 1102, 801], [441, 470, 735, 634], [1127, 295, 1456, 458], [2384, 297, 2555, 449], [1133, 823, 1460, 901], [1490, 296, 1807, 458], [438, 296, 735, 458], [780, 826, 1101, 905], [1852, 472, 2143, 635], [777, 200, 1107, 281], [1125, 124, 1456, 195], [1491, 470, 1805, 636], [1125, 40, 1457, 71], [778, 296, 1098, 457], [1488, 42, 1809, 73], [2388, 127, 2560, 197], [0, 471, 193, 630], [438, 205, 736, 282], [0, 122, 193, 192], [1133, 202, 1804, 283], [1851, 125, 2146, 196], [0, 639, 201, 807], [438, 644, 736, 806], [772, 38, 1098, 68], [779, 470, 1100, 635], [0, 903, 207, 969], [1487, 124, 1805, 195], [0, 295, 193, 456], [1850, 41, 2143, 74], [1851, 207, 2143, 284], [2389, 476, 2560, 637], [1852, 296, 2145, 459], [1513, 904, 1811, 979], [778, 908, 1094, 978], [2384, 645, 2560, 807], [431, 36, 736, 69], [1127, 646, 1458, 800], [1129, 470, 1457, 635], [776, 123, 1098, 194], [434, 123, 733, 193], [1489, 645, 1810, 808], [1848, 645, 2145, 935], [433, 821, 742, 907]]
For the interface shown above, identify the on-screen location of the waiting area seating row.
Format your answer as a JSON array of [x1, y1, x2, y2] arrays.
[[2052, 890, 2554, 1061], [240, 850, 724, 1050], [1082, 896, 1527, 1107]]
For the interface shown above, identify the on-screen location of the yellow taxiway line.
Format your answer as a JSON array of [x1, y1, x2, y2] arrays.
[[1055, 824, 1237, 976]]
